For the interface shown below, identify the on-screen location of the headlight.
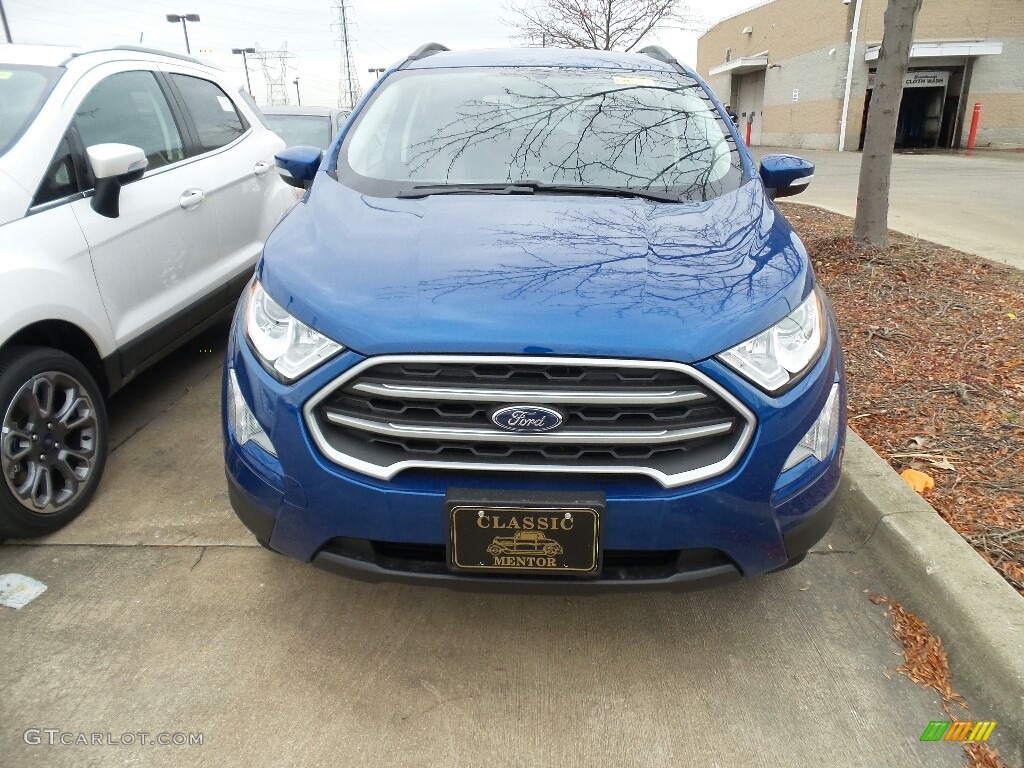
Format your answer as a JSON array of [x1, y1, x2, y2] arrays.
[[245, 280, 343, 381], [226, 368, 277, 456], [718, 291, 825, 393], [782, 382, 841, 471]]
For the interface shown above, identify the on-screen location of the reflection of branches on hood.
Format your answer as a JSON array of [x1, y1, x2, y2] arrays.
[[403, 81, 738, 200], [406, 85, 663, 175], [411, 189, 803, 319]]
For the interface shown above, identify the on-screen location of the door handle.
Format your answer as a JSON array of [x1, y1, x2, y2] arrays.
[[179, 189, 205, 210], [254, 161, 271, 177]]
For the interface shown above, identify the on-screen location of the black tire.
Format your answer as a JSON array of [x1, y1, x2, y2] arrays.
[[0, 346, 108, 538]]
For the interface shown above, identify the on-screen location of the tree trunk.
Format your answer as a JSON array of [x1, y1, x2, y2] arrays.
[[852, 0, 922, 248]]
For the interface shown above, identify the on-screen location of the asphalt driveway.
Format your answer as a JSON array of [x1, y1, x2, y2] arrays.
[[4, 325, 1014, 767]]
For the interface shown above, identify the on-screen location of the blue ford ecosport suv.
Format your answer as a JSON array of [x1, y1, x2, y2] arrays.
[[223, 44, 845, 591]]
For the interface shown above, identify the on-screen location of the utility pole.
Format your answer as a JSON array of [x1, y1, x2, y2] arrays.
[[165, 13, 200, 54], [1, 0, 13, 43], [293, 77, 301, 106], [232, 47, 255, 95], [838, 0, 864, 151]]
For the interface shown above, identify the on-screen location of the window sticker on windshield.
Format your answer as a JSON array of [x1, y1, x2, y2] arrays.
[[0, 72, 13, 80], [612, 75, 658, 86], [216, 95, 234, 112]]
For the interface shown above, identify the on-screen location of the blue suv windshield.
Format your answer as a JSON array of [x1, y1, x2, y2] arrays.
[[338, 67, 743, 202]]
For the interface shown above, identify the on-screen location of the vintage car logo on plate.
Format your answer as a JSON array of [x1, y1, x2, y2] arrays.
[[487, 530, 564, 564], [491, 405, 563, 432]]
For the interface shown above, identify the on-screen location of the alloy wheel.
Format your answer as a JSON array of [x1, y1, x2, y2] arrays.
[[2, 371, 100, 514]]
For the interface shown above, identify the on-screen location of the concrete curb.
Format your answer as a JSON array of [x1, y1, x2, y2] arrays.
[[839, 430, 1024, 743]]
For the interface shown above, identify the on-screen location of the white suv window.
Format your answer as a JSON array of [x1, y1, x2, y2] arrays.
[[74, 71, 185, 173], [32, 137, 79, 206], [169, 74, 246, 153]]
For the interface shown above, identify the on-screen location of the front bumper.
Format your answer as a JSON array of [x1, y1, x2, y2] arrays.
[[223, 306, 846, 590], [226, 465, 837, 592]]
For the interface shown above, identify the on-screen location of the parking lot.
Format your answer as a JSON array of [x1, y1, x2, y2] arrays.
[[1, 324, 997, 768], [2, 36, 1022, 767], [752, 147, 1024, 270]]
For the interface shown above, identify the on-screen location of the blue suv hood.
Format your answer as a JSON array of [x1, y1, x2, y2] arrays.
[[258, 178, 812, 363]]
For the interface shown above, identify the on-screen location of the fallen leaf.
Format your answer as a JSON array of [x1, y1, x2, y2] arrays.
[[900, 468, 935, 494], [870, 594, 967, 715], [964, 741, 1013, 768]]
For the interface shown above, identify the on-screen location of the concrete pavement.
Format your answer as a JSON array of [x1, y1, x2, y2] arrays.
[[752, 147, 1024, 270], [2, 328, 1019, 767]]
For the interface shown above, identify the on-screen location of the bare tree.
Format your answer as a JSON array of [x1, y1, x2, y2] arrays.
[[503, 0, 703, 52], [853, 0, 922, 248]]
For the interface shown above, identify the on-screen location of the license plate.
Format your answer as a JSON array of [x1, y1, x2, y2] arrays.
[[447, 491, 603, 576]]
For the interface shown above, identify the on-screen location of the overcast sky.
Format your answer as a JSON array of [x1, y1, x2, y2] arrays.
[[3, 0, 764, 106]]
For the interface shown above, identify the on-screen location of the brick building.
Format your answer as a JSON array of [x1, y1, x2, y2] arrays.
[[696, 0, 1024, 150]]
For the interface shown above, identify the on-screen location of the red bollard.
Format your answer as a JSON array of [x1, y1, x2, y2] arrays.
[[745, 118, 753, 147], [966, 103, 981, 155]]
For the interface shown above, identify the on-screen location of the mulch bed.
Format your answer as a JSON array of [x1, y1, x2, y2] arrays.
[[779, 203, 1024, 596]]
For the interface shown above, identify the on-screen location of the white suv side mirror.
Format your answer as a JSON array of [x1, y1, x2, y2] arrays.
[[86, 144, 147, 219], [86, 143, 147, 179]]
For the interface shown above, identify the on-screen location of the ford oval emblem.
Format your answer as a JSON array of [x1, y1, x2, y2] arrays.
[[491, 405, 564, 432]]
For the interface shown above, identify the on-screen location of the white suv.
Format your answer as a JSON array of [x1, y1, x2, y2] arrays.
[[0, 45, 294, 537]]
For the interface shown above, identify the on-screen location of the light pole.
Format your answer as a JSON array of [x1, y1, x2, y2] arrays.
[[165, 13, 200, 54], [293, 78, 302, 106], [0, 0, 13, 44], [232, 47, 255, 95], [368, 67, 385, 79]]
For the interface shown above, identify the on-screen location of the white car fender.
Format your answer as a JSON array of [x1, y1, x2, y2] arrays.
[[0, 206, 115, 357], [0, 169, 31, 227]]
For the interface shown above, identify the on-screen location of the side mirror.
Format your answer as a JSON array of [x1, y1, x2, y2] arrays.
[[275, 145, 324, 190], [87, 143, 147, 219], [759, 154, 814, 200]]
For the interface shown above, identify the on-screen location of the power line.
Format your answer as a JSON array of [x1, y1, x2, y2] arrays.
[[14, 0, 326, 39], [7, 0, 146, 38]]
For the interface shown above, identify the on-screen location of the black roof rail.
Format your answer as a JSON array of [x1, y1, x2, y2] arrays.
[[637, 45, 687, 74], [399, 42, 450, 69], [67, 46, 211, 67]]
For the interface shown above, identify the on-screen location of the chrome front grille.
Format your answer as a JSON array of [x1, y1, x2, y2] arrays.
[[303, 356, 756, 487]]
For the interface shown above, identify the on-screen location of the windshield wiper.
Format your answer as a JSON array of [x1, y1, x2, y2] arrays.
[[513, 181, 683, 203], [396, 183, 537, 198], [396, 181, 683, 203]]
